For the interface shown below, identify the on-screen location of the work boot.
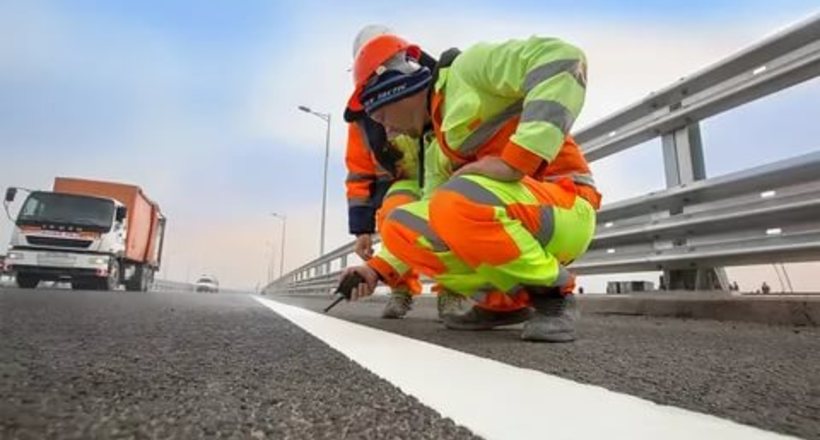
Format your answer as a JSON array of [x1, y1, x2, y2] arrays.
[[443, 306, 533, 331], [521, 293, 579, 342], [437, 290, 468, 321], [381, 290, 413, 319]]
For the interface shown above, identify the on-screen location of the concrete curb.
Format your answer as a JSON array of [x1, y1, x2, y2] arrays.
[[578, 293, 820, 327], [273, 292, 820, 327]]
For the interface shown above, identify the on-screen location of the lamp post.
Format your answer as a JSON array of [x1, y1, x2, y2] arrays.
[[297, 105, 330, 256], [271, 212, 287, 279], [264, 240, 275, 284]]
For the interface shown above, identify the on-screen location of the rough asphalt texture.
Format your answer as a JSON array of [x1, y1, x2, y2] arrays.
[[0, 288, 478, 439], [279, 294, 820, 440]]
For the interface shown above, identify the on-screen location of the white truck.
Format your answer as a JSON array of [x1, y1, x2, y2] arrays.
[[3, 177, 166, 291]]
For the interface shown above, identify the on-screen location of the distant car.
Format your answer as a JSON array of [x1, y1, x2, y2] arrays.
[[195, 275, 219, 293]]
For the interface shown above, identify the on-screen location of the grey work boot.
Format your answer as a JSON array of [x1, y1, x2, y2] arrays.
[[436, 290, 469, 321], [381, 290, 413, 319], [443, 306, 533, 331], [521, 293, 579, 342]]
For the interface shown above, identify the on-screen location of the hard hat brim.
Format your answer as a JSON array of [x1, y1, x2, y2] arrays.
[[348, 43, 421, 113], [347, 84, 365, 112]]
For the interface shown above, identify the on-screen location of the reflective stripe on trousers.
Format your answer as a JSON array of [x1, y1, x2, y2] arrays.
[[374, 179, 423, 295], [378, 175, 596, 300]]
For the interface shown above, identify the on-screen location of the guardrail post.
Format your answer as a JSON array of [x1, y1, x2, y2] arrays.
[[662, 124, 706, 190], [661, 123, 729, 291]]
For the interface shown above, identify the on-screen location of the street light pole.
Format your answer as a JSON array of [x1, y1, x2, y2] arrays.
[[265, 240, 275, 284], [320, 113, 330, 257], [297, 105, 330, 256], [271, 212, 287, 278]]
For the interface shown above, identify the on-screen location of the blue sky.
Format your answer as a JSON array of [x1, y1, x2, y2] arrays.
[[1, 0, 819, 289]]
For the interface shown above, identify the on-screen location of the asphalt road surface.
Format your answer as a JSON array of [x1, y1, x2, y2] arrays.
[[0, 288, 475, 439], [2, 287, 818, 439], [277, 294, 820, 440]]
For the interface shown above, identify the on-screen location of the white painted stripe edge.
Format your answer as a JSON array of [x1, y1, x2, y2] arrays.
[[253, 296, 797, 440]]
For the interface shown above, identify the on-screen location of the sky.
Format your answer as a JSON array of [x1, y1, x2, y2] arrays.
[[1, 0, 819, 291]]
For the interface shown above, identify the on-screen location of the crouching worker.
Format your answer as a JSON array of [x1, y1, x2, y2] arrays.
[[341, 32, 601, 342], [344, 25, 470, 319]]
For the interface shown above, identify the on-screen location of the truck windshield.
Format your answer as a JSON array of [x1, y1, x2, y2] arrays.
[[17, 192, 116, 231]]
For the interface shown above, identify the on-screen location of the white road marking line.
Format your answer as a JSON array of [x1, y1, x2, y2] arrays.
[[253, 296, 796, 440]]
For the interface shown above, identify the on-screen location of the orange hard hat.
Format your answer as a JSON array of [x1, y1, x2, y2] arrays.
[[348, 34, 421, 111]]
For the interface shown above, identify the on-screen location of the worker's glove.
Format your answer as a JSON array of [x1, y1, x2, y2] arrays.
[[340, 265, 380, 301], [354, 234, 374, 260]]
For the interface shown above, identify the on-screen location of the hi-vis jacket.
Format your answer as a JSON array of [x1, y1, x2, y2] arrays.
[[367, 37, 601, 302], [343, 118, 419, 235], [424, 37, 600, 208], [343, 52, 436, 236]]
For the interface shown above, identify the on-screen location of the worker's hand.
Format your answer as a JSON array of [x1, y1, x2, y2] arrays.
[[341, 265, 379, 301], [354, 234, 374, 260], [453, 156, 524, 182]]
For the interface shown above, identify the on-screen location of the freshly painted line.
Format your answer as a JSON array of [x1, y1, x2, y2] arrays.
[[253, 296, 796, 440]]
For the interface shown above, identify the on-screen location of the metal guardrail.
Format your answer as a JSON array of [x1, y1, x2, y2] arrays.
[[152, 279, 195, 292], [152, 280, 252, 294], [575, 14, 820, 161], [266, 15, 820, 295], [578, 151, 820, 274]]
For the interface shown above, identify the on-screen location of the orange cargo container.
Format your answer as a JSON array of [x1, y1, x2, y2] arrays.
[[53, 177, 165, 266]]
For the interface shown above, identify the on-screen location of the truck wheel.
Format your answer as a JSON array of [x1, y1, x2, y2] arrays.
[[126, 265, 151, 292], [16, 274, 40, 289], [144, 268, 155, 292], [99, 261, 120, 291]]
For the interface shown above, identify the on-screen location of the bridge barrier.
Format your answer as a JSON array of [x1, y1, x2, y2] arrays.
[[266, 15, 820, 295]]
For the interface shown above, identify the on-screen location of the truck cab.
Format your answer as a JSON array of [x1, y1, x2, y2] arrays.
[[6, 190, 126, 289]]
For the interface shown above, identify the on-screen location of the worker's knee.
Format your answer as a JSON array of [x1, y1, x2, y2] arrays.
[[377, 195, 411, 232], [376, 184, 420, 232], [429, 178, 520, 266], [381, 205, 448, 276], [380, 207, 413, 249], [429, 185, 475, 249], [380, 201, 438, 255], [430, 177, 494, 236]]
